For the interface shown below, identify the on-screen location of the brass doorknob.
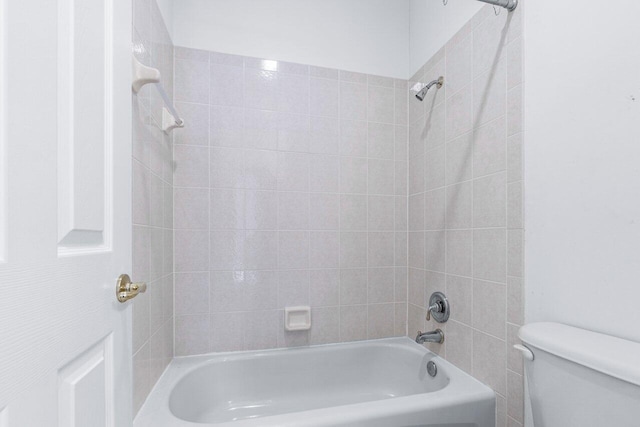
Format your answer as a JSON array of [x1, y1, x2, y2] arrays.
[[116, 274, 147, 303]]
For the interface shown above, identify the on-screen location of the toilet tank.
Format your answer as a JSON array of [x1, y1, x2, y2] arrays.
[[519, 322, 640, 427]]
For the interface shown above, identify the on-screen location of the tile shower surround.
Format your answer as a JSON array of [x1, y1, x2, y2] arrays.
[[407, 5, 524, 427], [172, 47, 409, 356], [132, 0, 175, 415]]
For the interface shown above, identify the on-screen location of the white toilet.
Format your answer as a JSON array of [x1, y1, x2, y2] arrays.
[[518, 322, 640, 427]]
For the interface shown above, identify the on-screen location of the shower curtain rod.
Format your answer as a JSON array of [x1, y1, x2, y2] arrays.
[[476, 0, 517, 12]]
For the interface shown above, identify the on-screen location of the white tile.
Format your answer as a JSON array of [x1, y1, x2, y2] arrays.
[[446, 230, 472, 276], [210, 63, 244, 107], [408, 193, 425, 232], [473, 60, 506, 128], [473, 172, 507, 228], [474, 229, 507, 283], [340, 305, 368, 342], [445, 320, 473, 373], [447, 275, 472, 325], [368, 85, 394, 124], [507, 276, 523, 325], [310, 77, 339, 117], [210, 271, 245, 312], [245, 270, 279, 311], [277, 269, 310, 309], [368, 267, 395, 303], [309, 193, 339, 230], [245, 109, 278, 150], [446, 34, 473, 97], [446, 132, 473, 185], [210, 188, 243, 230], [175, 188, 209, 229], [210, 105, 245, 148], [424, 102, 446, 151], [309, 231, 339, 268], [507, 230, 523, 277], [368, 232, 395, 267], [507, 37, 522, 90], [425, 188, 446, 231], [472, 330, 507, 395], [340, 120, 368, 157], [340, 157, 368, 194], [475, 118, 506, 177], [507, 133, 522, 183], [340, 194, 367, 231], [209, 230, 244, 270], [174, 145, 209, 188], [278, 191, 309, 230], [175, 272, 210, 315], [244, 190, 277, 230], [507, 181, 522, 229], [340, 82, 367, 120], [408, 154, 425, 195], [245, 149, 277, 190], [210, 312, 244, 352], [446, 182, 472, 229], [367, 304, 395, 339], [340, 268, 368, 305], [278, 231, 309, 269], [174, 230, 209, 272], [245, 68, 278, 111], [210, 147, 245, 189], [244, 231, 278, 270], [174, 102, 209, 146], [339, 232, 368, 268], [175, 59, 209, 104], [425, 146, 446, 191], [368, 195, 395, 231], [445, 85, 473, 141], [175, 314, 210, 356], [310, 269, 340, 307], [309, 307, 340, 345], [368, 159, 395, 195], [309, 154, 339, 193], [277, 112, 310, 152], [277, 152, 309, 191], [310, 116, 339, 154], [368, 122, 395, 159], [473, 279, 506, 338], [408, 232, 425, 269], [507, 85, 522, 136], [277, 73, 309, 115]]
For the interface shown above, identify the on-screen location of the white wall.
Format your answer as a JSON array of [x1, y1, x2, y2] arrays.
[[409, 0, 482, 76], [171, 0, 410, 79], [155, 0, 174, 39], [524, 0, 640, 342]]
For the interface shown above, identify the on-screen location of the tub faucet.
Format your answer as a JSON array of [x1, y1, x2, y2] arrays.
[[416, 329, 444, 344]]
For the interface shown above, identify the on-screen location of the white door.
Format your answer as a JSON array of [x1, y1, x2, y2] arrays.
[[0, 0, 132, 425]]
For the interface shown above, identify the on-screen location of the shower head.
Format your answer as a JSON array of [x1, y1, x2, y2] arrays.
[[415, 76, 444, 101]]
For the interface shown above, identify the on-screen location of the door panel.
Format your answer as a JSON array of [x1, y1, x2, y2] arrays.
[[0, 0, 132, 425]]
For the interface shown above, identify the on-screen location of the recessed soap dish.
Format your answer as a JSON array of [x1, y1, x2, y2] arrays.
[[284, 306, 311, 331]]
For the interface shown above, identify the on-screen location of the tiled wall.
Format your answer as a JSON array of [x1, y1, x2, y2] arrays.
[[406, 5, 524, 427], [172, 47, 409, 355], [131, 0, 174, 415]]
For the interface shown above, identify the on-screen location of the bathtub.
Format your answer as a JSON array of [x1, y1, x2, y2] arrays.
[[134, 337, 495, 427]]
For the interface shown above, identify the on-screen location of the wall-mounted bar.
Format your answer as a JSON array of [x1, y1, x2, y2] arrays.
[[131, 56, 185, 134], [476, 0, 517, 12]]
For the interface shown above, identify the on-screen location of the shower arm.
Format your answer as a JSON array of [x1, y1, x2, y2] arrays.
[[476, 0, 517, 12]]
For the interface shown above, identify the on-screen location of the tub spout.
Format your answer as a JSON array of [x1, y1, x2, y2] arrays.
[[416, 329, 444, 344]]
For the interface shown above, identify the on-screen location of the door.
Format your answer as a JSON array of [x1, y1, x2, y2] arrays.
[[0, 0, 132, 425]]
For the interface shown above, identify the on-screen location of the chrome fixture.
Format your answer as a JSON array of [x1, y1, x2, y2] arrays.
[[426, 291, 450, 323], [414, 76, 443, 101], [427, 360, 438, 377], [476, 0, 518, 12], [416, 329, 445, 345]]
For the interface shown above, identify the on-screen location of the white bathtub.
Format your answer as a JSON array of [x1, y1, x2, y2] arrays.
[[135, 337, 495, 427]]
